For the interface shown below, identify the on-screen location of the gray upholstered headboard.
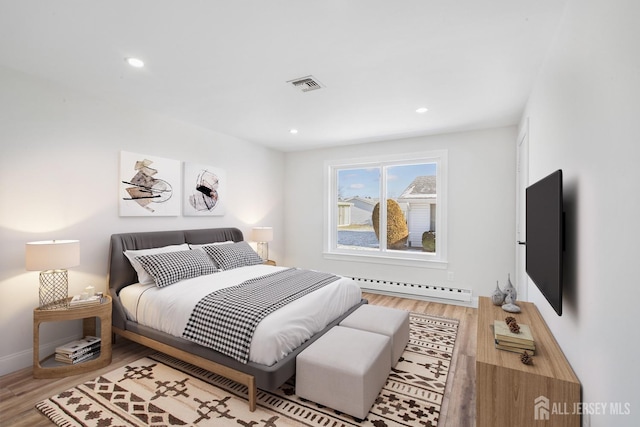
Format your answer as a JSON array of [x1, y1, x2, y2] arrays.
[[107, 227, 244, 295]]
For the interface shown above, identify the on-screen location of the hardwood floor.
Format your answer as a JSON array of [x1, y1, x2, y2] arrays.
[[0, 292, 477, 426], [363, 292, 477, 427], [0, 340, 155, 427]]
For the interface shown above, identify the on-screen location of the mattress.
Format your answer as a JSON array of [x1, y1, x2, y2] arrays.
[[119, 264, 362, 366]]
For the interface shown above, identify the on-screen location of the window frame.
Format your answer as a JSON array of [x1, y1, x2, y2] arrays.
[[323, 150, 448, 269]]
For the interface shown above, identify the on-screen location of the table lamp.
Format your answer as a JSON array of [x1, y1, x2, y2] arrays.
[[26, 240, 80, 309], [252, 227, 273, 261]]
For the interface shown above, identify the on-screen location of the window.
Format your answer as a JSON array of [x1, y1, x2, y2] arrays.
[[324, 151, 447, 268]]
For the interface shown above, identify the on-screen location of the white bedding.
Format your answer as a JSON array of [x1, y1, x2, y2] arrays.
[[119, 264, 362, 366]]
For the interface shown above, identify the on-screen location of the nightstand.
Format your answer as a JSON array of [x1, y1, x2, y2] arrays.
[[264, 260, 276, 266], [33, 295, 112, 378]]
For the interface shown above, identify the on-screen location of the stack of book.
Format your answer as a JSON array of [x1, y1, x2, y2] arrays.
[[69, 294, 102, 308], [55, 336, 101, 364], [494, 320, 535, 354]]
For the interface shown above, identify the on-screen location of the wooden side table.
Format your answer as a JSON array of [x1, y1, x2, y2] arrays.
[[264, 260, 276, 266], [33, 295, 112, 378]]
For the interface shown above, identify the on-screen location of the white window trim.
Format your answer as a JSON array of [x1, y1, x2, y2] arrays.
[[323, 150, 448, 269]]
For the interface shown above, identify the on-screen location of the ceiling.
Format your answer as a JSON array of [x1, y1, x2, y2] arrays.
[[0, 1, 567, 152]]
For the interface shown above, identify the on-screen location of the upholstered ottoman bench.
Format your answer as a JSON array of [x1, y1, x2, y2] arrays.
[[296, 326, 391, 420], [339, 304, 410, 366]]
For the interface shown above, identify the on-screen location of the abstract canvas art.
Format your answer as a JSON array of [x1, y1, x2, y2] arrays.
[[183, 162, 226, 216], [119, 151, 181, 216]]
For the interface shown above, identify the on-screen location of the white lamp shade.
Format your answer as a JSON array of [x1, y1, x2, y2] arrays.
[[25, 240, 80, 271], [252, 227, 273, 242]]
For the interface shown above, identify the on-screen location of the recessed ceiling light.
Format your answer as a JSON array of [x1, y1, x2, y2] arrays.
[[289, 129, 298, 134], [416, 107, 429, 114], [125, 57, 145, 68]]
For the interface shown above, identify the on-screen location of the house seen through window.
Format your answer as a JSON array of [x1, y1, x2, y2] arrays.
[[325, 152, 447, 267]]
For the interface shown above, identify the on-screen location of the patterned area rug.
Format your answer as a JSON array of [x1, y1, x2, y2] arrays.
[[37, 313, 459, 427]]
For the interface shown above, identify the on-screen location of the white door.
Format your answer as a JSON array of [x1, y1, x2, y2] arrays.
[[407, 205, 429, 247], [516, 119, 529, 301]]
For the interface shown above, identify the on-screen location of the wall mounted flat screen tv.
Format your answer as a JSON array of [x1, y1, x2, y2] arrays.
[[525, 169, 564, 316]]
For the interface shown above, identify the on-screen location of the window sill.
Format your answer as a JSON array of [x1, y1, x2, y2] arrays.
[[323, 251, 448, 269]]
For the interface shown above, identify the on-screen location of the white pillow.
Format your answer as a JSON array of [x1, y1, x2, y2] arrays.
[[124, 243, 190, 285], [188, 241, 235, 250]]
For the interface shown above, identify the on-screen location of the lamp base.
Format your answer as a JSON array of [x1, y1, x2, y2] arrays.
[[256, 242, 269, 261], [39, 270, 69, 309]]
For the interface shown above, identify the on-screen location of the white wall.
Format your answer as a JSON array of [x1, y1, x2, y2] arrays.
[[0, 66, 285, 375], [283, 127, 517, 302], [522, 0, 639, 425]]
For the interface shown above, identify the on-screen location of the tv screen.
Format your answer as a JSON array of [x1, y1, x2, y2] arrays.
[[525, 169, 564, 316]]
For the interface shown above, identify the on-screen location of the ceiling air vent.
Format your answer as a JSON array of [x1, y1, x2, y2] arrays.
[[287, 75, 324, 92]]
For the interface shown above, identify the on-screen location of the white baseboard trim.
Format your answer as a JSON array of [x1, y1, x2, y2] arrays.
[[0, 332, 82, 377]]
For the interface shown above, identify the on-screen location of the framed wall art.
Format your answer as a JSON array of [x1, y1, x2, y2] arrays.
[[119, 151, 181, 216], [183, 162, 226, 216]]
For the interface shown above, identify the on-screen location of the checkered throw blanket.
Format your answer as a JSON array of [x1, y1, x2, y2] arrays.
[[182, 268, 340, 364]]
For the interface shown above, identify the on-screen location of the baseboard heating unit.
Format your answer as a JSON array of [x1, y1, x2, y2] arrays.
[[351, 277, 473, 303]]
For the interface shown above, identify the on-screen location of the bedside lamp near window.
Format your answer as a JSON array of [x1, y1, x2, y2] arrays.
[[25, 240, 80, 309], [252, 227, 273, 261]]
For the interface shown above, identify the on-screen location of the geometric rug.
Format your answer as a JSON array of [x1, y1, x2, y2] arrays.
[[36, 313, 459, 427]]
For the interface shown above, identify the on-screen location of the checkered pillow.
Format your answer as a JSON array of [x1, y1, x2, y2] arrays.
[[202, 241, 264, 270], [124, 243, 190, 285], [135, 249, 218, 287]]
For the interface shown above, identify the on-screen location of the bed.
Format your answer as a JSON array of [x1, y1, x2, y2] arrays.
[[107, 227, 365, 411]]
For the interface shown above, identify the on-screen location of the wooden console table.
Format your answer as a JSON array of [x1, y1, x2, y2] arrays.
[[476, 296, 580, 427]]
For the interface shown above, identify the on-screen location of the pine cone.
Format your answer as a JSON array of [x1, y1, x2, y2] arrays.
[[521, 351, 533, 365], [509, 321, 520, 333], [505, 316, 520, 333]]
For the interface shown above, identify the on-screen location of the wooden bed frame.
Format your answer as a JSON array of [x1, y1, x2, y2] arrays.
[[107, 227, 366, 411]]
